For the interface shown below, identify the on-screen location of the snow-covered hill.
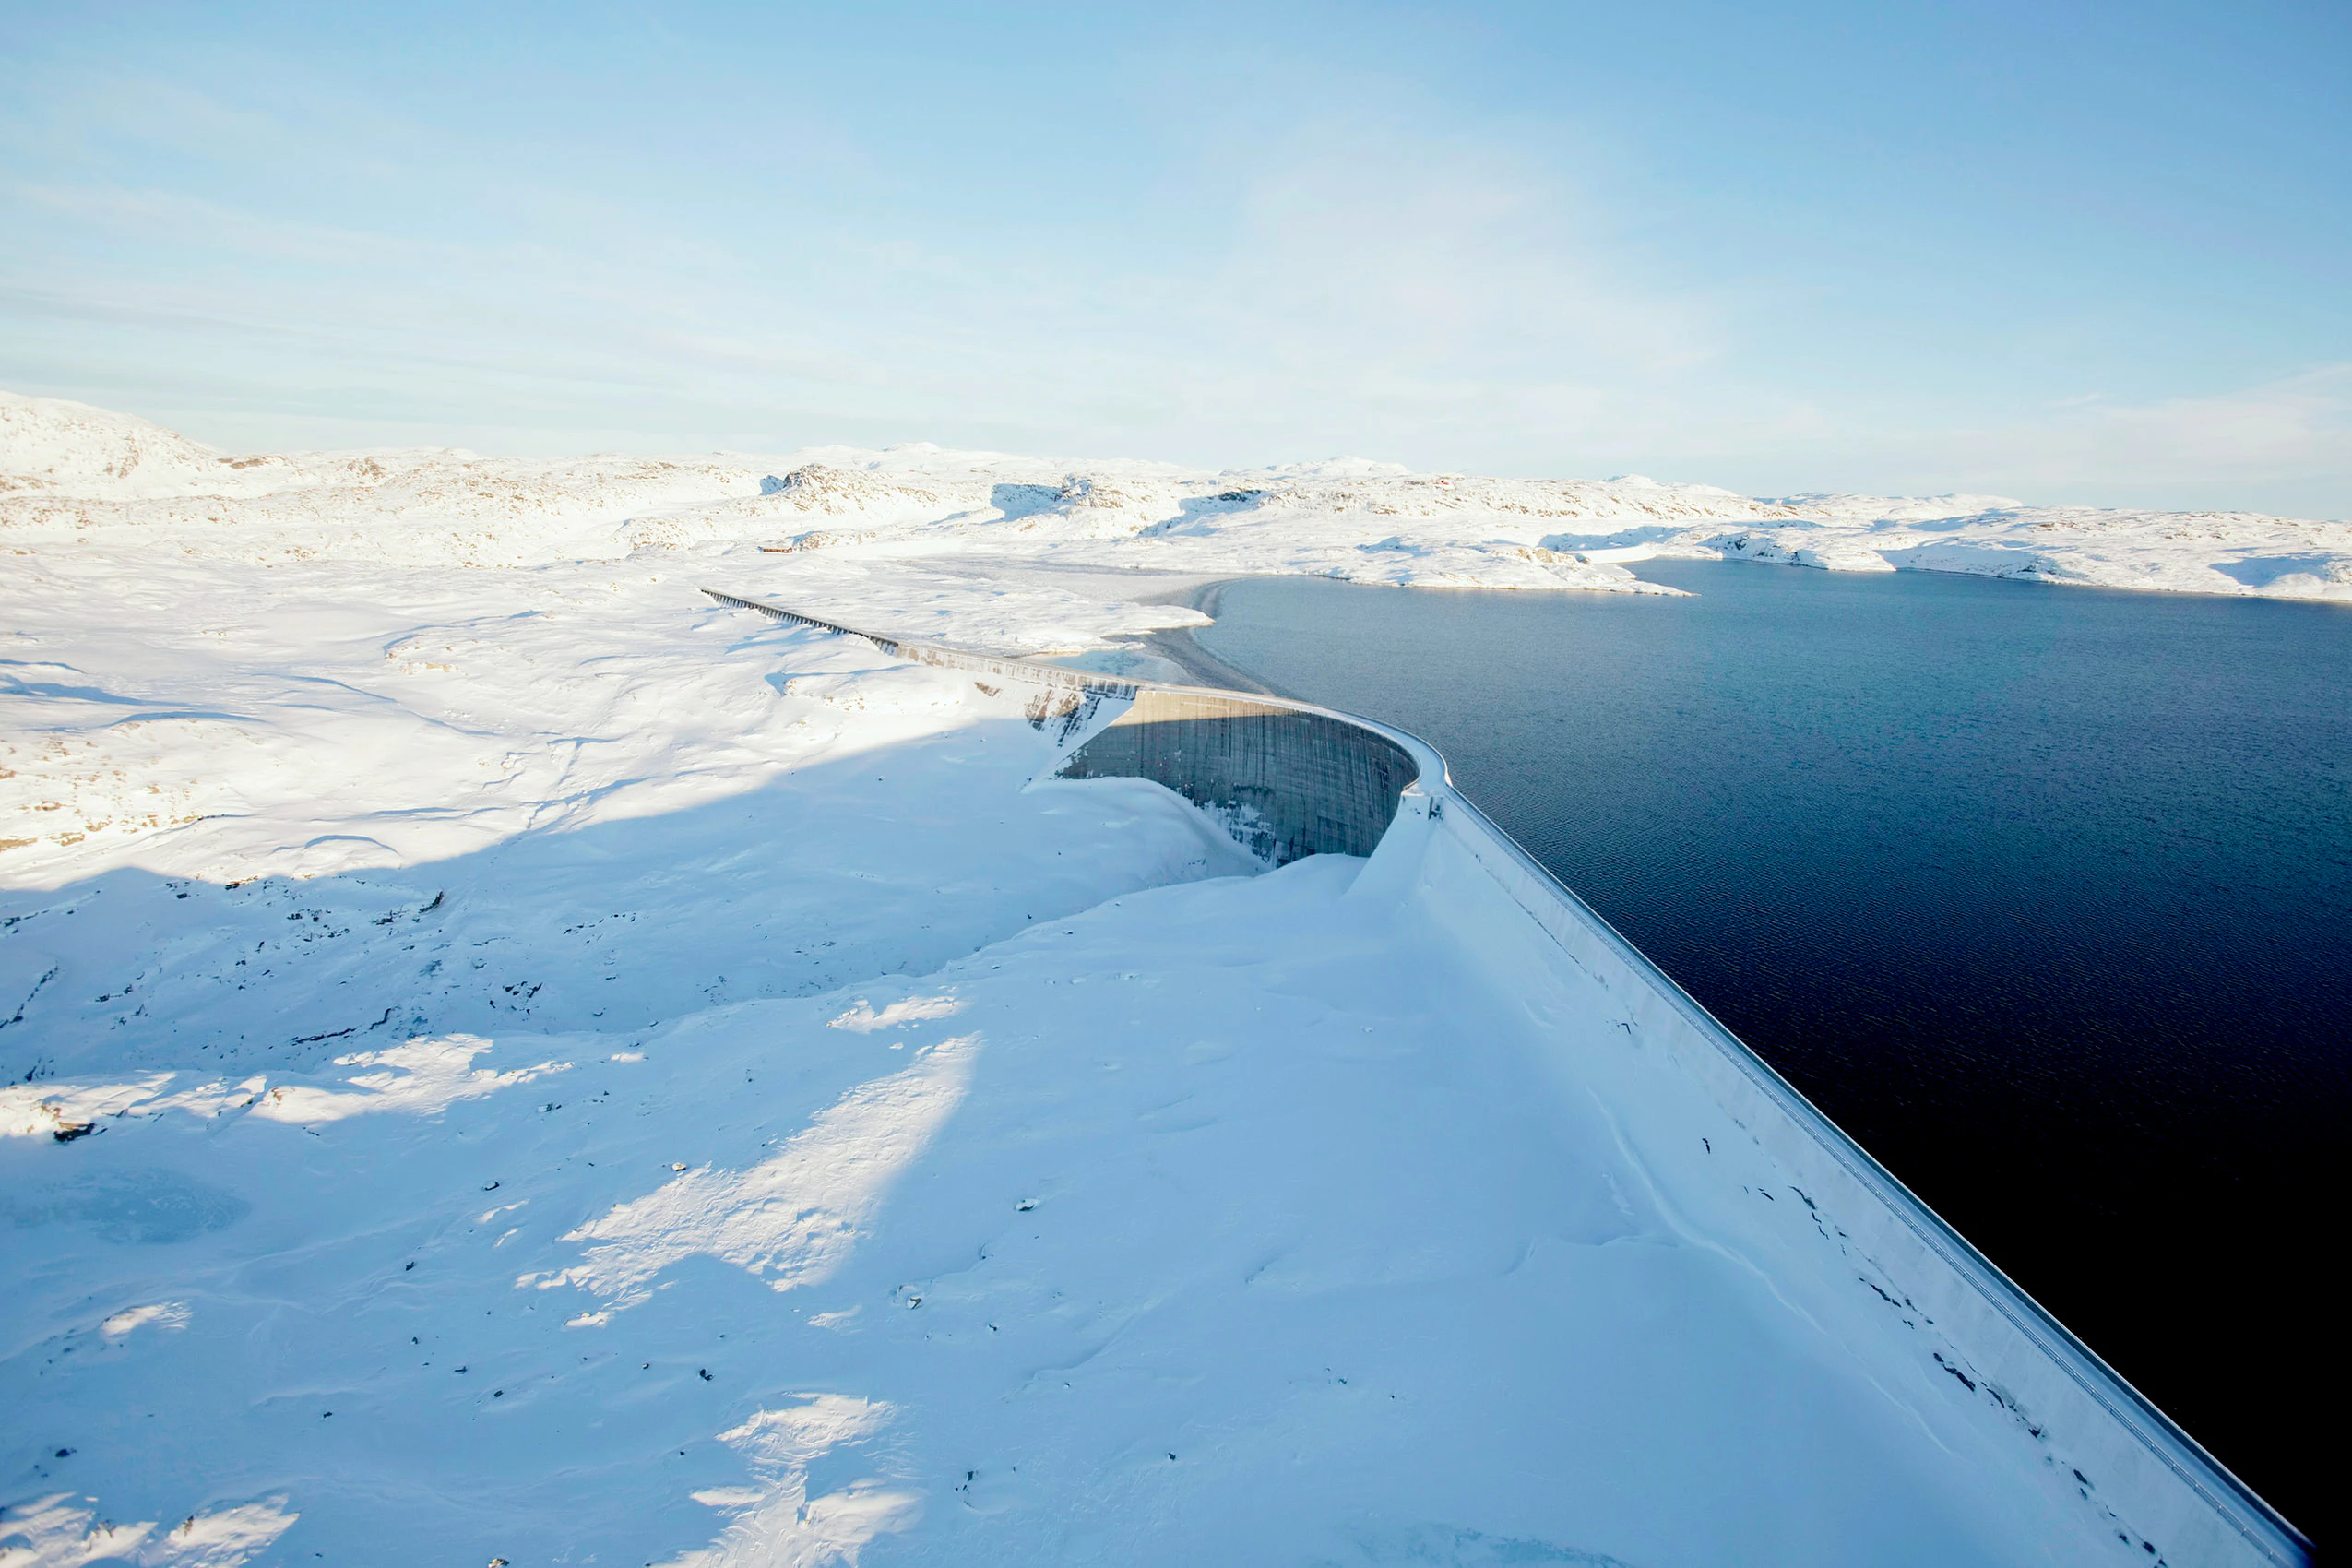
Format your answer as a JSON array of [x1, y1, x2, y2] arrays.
[[0, 394, 280, 499], [6, 392, 2346, 600]]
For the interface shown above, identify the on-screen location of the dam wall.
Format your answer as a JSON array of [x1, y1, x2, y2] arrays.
[[706, 587, 2310, 1567], [1056, 687, 1419, 863]]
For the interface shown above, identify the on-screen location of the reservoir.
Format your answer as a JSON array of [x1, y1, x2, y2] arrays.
[[1185, 561, 2346, 1543]]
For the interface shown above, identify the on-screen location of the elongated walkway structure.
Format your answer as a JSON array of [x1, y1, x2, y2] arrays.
[[706, 586, 2310, 1567]]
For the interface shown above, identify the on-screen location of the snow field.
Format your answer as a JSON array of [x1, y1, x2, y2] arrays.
[[3, 600, 2144, 1564], [6, 391, 2347, 602], [2, 389, 2305, 1564], [6, 797, 2130, 1565]]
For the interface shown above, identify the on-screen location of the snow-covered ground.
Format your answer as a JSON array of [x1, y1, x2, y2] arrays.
[[6, 391, 2348, 603], [0, 393, 2304, 1564]]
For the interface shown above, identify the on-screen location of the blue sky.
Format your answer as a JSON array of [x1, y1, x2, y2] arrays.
[[2, 1, 2346, 512]]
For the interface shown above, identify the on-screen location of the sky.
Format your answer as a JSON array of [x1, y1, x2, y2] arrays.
[[1, 0, 2346, 514]]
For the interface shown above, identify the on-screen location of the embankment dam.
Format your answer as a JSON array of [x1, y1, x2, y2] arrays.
[[705, 587, 2310, 1568]]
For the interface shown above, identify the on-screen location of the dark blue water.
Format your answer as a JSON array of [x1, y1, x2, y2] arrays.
[[1192, 562, 2348, 1542]]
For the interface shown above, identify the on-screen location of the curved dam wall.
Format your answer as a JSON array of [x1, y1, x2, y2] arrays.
[[706, 587, 2309, 1567], [1057, 688, 1419, 863]]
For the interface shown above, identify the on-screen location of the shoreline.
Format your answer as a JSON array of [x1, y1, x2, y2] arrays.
[[1131, 575, 1287, 697]]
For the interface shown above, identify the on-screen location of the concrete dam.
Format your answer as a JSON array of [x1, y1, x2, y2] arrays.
[[706, 587, 2311, 1568]]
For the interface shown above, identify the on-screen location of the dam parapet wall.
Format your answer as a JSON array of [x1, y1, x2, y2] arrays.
[[704, 586, 2310, 1568]]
